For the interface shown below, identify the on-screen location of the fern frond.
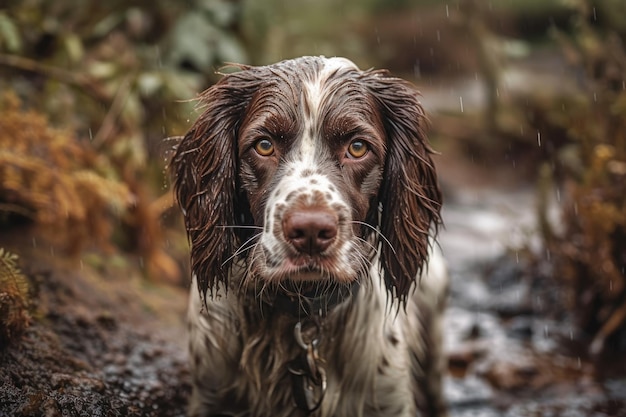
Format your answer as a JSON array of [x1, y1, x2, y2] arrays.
[[0, 248, 30, 347], [0, 91, 135, 251]]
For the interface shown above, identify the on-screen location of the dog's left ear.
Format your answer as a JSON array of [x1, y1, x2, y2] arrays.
[[363, 70, 443, 303]]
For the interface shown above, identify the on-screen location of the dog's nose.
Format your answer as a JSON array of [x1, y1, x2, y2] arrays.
[[283, 209, 338, 255]]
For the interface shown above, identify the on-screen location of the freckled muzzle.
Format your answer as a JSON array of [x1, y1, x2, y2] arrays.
[[257, 169, 359, 283]]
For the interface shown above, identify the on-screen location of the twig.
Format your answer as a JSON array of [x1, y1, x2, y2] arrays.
[[590, 299, 626, 356], [0, 53, 109, 102], [149, 191, 175, 219], [91, 75, 133, 147]]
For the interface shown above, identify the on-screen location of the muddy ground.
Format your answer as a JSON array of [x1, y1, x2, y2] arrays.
[[0, 231, 191, 417]]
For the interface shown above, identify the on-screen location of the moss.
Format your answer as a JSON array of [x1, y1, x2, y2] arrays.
[[0, 248, 30, 347]]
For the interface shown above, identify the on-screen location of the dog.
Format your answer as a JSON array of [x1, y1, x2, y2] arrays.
[[171, 56, 448, 417]]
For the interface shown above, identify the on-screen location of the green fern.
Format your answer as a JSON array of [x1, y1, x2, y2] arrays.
[[0, 248, 30, 348]]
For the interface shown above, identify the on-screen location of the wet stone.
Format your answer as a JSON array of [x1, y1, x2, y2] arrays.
[[507, 316, 534, 340]]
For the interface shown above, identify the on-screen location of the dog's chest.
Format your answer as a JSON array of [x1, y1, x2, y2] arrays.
[[189, 287, 417, 417]]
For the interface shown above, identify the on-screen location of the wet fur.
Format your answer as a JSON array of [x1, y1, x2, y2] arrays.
[[171, 56, 447, 416]]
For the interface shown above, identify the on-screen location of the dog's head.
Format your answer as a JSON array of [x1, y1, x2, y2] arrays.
[[172, 56, 442, 305]]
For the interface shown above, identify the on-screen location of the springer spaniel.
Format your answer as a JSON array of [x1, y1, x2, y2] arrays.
[[171, 56, 448, 417]]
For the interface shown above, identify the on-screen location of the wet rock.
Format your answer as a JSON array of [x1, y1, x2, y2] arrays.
[[478, 356, 542, 391], [448, 347, 481, 377], [507, 316, 534, 340], [445, 375, 494, 413]]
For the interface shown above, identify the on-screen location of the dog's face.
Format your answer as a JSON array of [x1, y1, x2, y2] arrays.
[[238, 58, 386, 285], [172, 56, 441, 303]]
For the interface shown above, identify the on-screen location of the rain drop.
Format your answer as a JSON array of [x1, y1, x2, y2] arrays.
[[445, 4, 449, 18], [459, 96, 464, 113], [88, 128, 93, 141], [537, 131, 541, 147], [155, 45, 162, 68]]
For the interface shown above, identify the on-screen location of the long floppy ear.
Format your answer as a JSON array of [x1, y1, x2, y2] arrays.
[[364, 70, 443, 304], [170, 67, 256, 301]]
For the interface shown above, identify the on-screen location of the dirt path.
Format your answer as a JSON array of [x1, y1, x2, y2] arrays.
[[0, 232, 191, 416]]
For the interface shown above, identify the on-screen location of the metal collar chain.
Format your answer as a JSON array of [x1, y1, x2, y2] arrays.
[[288, 320, 327, 413]]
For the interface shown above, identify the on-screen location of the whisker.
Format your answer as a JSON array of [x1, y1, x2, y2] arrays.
[[355, 235, 378, 254], [221, 233, 262, 266], [353, 248, 374, 278], [355, 249, 373, 269], [216, 225, 264, 230], [242, 245, 262, 292], [351, 221, 397, 255]]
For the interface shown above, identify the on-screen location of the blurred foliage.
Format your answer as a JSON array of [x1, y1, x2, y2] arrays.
[[240, 0, 435, 68], [0, 92, 134, 251], [0, 0, 248, 282], [0, 0, 246, 157], [408, 0, 626, 353], [531, 0, 626, 353], [242, 0, 370, 66], [0, 248, 30, 348]]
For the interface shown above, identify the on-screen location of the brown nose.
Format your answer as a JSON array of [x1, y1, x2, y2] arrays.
[[283, 209, 338, 255]]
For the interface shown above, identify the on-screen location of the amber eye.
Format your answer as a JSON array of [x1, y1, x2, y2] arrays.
[[346, 140, 368, 159], [254, 138, 274, 156]]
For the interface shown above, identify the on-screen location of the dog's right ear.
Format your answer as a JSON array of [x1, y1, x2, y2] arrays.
[[170, 65, 256, 301]]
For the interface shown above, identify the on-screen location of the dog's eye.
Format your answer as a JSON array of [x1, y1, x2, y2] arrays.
[[346, 140, 368, 159], [254, 138, 275, 156]]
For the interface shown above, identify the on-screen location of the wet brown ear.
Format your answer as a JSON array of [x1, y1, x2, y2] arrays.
[[364, 70, 443, 303], [170, 67, 256, 301]]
